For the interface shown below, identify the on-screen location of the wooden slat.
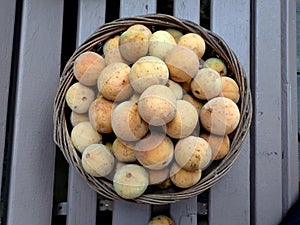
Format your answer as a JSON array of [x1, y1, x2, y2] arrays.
[[119, 0, 156, 17], [6, 0, 64, 224], [281, 0, 298, 215], [112, 2, 155, 224], [170, 198, 198, 225], [112, 200, 151, 225], [66, 1, 106, 225], [173, 0, 200, 23], [252, 0, 283, 224], [170, 3, 200, 225], [0, 0, 16, 199], [209, 1, 251, 225]]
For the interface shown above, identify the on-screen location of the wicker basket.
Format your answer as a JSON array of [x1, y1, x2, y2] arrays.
[[53, 14, 252, 204]]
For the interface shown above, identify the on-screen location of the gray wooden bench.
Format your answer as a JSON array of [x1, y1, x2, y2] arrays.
[[0, 0, 298, 225]]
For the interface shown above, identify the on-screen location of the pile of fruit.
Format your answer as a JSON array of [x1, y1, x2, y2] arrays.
[[65, 24, 241, 200]]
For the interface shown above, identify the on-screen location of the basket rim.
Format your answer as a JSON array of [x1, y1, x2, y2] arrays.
[[53, 13, 253, 205]]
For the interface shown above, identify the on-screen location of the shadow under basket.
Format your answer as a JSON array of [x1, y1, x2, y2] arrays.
[[53, 14, 252, 205]]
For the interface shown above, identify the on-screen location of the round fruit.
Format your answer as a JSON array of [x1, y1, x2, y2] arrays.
[[70, 111, 89, 127], [170, 162, 202, 188], [71, 121, 102, 153], [97, 62, 132, 101], [73, 51, 106, 86], [113, 164, 149, 199], [166, 100, 198, 139], [81, 144, 115, 177], [148, 167, 169, 185], [65, 82, 95, 114], [200, 133, 230, 160], [129, 56, 169, 93], [182, 94, 203, 116], [204, 57, 227, 76], [148, 215, 175, 225], [103, 35, 128, 65], [119, 29, 149, 63], [166, 28, 183, 42], [89, 96, 114, 133], [135, 133, 174, 170], [178, 33, 206, 59], [219, 76, 240, 103], [166, 79, 183, 100], [200, 96, 240, 135], [191, 68, 222, 100], [174, 136, 212, 171], [112, 138, 136, 163], [138, 85, 177, 126], [149, 30, 176, 60], [127, 24, 152, 39], [165, 45, 199, 82], [112, 101, 148, 142]]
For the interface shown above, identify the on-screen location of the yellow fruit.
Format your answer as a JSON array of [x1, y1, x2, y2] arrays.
[[81, 144, 115, 177], [71, 121, 102, 153], [113, 164, 149, 199], [148, 215, 175, 225], [73, 51, 106, 86], [138, 85, 177, 126], [66, 82, 95, 114], [178, 33, 206, 59], [174, 136, 212, 171], [165, 45, 199, 82], [200, 97, 240, 135]]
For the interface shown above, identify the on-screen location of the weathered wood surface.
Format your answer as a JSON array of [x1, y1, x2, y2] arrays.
[[1, 0, 298, 225], [209, 0, 251, 224], [6, 0, 64, 224], [66, 1, 107, 225], [0, 0, 17, 202], [281, 0, 298, 216]]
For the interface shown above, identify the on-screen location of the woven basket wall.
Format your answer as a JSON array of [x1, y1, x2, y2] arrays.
[[53, 14, 252, 205]]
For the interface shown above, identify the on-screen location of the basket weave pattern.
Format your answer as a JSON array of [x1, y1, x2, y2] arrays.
[[53, 14, 252, 204]]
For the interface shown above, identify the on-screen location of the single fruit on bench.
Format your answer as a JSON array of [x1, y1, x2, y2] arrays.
[[112, 100, 148, 142], [73, 51, 106, 86], [148, 215, 175, 225], [204, 57, 227, 76], [113, 164, 149, 199], [138, 85, 177, 126], [81, 144, 115, 177], [178, 33, 206, 59], [191, 68, 222, 100], [166, 100, 199, 139], [165, 45, 199, 82], [200, 96, 240, 135], [129, 56, 169, 93], [97, 62, 132, 101], [135, 133, 174, 170], [174, 136, 212, 171], [66, 82, 95, 114], [119, 29, 149, 63], [170, 162, 202, 188], [71, 121, 102, 153], [88, 96, 114, 133]]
